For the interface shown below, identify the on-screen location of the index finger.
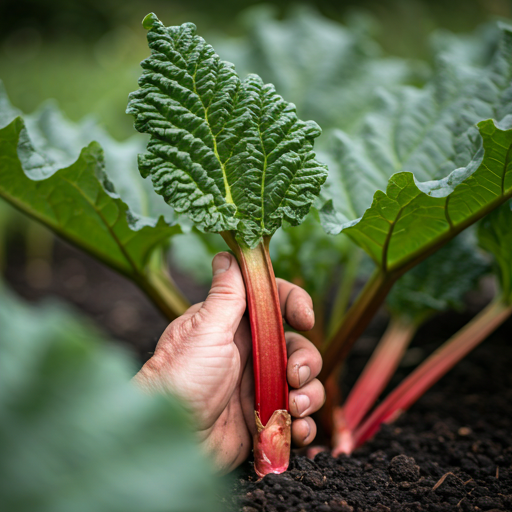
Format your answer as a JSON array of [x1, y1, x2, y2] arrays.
[[276, 278, 315, 332]]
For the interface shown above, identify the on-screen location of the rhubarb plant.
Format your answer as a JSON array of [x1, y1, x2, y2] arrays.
[[172, 5, 419, 342], [333, 233, 489, 454], [318, 21, 512, 383], [348, 200, 512, 448], [126, 13, 327, 476], [0, 83, 189, 320]]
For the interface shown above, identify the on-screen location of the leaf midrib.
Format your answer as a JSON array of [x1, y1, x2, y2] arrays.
[[191, 64, 234, 205]]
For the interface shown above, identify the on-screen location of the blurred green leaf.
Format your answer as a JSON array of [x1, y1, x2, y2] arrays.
[[387, 232, 489, 323], [320, 23, 512, 273], [478, 200, 512, 302], [0, 285, 219, 512], [171, 230, 227, 285], [0, 83, 181, 280]]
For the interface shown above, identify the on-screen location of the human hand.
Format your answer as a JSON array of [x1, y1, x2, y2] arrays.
[[134, 252, 324, 473]]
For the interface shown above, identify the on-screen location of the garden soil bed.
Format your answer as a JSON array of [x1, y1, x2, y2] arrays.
[[226, 317, 512, 512]]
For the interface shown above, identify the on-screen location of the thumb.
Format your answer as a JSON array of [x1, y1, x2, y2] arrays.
[[199, 252, 247, 334]]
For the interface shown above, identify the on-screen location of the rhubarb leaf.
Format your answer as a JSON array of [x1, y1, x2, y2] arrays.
[[0, 285, 218, 512], [0, 106, 180, 279], [321, 23, 512, 272], [387, 232, 489, 323], [478, 200, 512, 302], [2, 84, 173, 223], [127, 14, 327, 249]]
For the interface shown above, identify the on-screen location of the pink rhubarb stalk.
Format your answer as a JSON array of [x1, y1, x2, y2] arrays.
[[352, 298, 512, 449], [223, 233, 291, 477], [332, 316, 417, 455]]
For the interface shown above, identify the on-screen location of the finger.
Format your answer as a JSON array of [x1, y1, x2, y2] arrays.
[[276, 278, 315, 331], [286, 332, 322, 389], [198, 252, 246, 334], [289, 379, 325, 418], [291, 417, 317, 447]]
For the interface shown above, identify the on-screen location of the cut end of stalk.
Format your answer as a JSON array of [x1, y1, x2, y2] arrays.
[[253, 410, 291, 478]]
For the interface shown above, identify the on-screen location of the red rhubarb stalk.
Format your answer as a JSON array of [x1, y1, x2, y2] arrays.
[[332, 315, 417, 455], [222, 233, 291, 477], [352, 298, 512, 448]]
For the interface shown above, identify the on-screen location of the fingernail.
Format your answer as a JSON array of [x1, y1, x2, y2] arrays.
[[303, 420, 311, 441], [212, 253, 231, 275], [298, 365, 311, 387], [294, 394, 310, 417]]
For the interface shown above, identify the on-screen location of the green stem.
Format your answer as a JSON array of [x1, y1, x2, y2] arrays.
[[327, 249, 363, 339], [319, 269, 397, 384], [0, 209, 7, 274], [305, 297, 325, 350], [139, 248, 190, 322]]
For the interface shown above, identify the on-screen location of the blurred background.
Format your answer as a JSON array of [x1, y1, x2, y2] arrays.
[[1, 0, 510, 140]]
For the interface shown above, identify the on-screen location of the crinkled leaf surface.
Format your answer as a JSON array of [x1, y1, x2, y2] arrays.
[[214, 5, 425, 133], [127, 14, 327, 248], [0, 285, 219, 512], [0, 84, 180, 278], [478, 200, 512, 301], [321, 23, 512, 272], [387, 231, 489, 323]]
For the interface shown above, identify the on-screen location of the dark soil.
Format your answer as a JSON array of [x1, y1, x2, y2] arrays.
[[226, 318, 512, 512]]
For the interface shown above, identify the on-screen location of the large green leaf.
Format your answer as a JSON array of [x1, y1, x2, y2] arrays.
[[0, 84, 180, 280], [3, 83, 174, 223], [478, 200, 512, 302], [0, 285, 218, 512], [127, 14, 327, 248], [214, 5, 425, 133], [387, 231, 489, 323], [320, 23, 512, 273]]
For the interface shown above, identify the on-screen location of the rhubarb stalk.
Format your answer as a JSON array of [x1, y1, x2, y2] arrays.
[[352, 298, 512, 448], [223, 232, 291, 477], [332, 315, 417, 455]]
